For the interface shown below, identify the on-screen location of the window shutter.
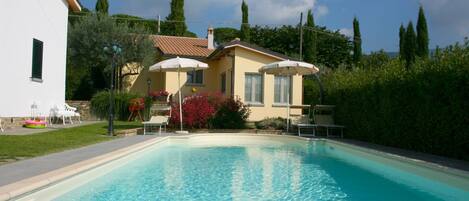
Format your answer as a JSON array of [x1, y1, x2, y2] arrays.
[[32, 39, 44, 80]]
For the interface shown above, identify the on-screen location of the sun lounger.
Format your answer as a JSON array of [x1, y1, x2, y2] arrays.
[[143, 116, 169, 135], [297, 105, 344, 138]]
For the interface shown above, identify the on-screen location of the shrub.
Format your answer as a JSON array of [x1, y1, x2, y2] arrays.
[[306, 40, 469, 160], [90, 91, 142, 121], [170, 94, 216, 129], [255, 117, 286, 130], [211, 97, 250, 129]]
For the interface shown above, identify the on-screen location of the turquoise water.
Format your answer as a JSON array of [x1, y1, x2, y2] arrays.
[[53, 140, 468, 201]]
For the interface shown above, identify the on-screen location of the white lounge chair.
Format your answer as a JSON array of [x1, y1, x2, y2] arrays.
[[143, 116, 169, 135], [297, 105, 344, 137]]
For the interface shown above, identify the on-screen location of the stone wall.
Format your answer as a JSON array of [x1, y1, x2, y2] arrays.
[[1, 117, 30, 129], [66, 100, 98, 121]]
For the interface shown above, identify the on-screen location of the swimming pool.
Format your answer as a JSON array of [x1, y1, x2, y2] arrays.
[[17, 135, 469, 201]]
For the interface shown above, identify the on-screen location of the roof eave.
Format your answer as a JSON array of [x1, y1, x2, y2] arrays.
[[208, 42, 289, 61], [67, 0, 82, 12]]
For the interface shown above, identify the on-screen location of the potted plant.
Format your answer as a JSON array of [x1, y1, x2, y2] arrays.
[[149, 90, 169, 102]]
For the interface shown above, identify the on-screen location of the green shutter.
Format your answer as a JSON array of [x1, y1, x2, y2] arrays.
[[32, 39, 43, 80]]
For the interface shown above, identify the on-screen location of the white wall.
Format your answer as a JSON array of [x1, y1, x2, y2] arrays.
[[0, 0, 69, 117]]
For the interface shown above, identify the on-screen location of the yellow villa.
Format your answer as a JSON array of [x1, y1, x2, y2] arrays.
[[128, 28, 304, 121]]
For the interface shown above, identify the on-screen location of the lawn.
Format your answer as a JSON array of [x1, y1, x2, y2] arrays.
[[0, 121, 141, 164]]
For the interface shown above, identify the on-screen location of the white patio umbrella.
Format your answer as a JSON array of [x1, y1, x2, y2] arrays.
[[259, 60, 319, 132], [149, 57, 209, 133]]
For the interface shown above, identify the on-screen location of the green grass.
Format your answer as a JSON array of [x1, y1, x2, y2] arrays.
[[0, 121, 141, 163]]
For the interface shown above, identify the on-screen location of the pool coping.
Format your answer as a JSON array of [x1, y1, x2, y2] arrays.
[[325, 139, 469, 181], [1, 133, 468, 200], [0, 136, 170, 200]]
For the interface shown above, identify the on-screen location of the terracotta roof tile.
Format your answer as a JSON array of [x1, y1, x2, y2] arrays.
[[208, 39, 292, 60], [151, 35, 214, 58]]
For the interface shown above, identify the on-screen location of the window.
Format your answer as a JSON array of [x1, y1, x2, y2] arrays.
[[187, 70, 203, 84], [245, 74, 263, 103], [31, 39, 43, 81], [274, 76, 291, 104], [221, 72, 226, 94]]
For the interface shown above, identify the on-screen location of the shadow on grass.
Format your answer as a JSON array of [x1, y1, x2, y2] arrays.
[[101, 123, 142, 131]]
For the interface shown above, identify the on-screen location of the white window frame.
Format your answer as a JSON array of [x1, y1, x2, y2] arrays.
[[244, 73, 263, 104], [274, 75, 292, 104], [187, 69, 204, 85]]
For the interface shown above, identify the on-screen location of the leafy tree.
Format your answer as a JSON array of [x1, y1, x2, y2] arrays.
[[303, 10, 317, 63], [95, 0, 109, 14], [249, 25, 352, 68], [361, 50, 391, 69], [353, 17, 362, 64], [399, 24, 406, 59], [214, 27, 239, 44], [67, 14, 156, 100], [416, 6, 429, 58], [240, 0, 250, 42], [166, 0, 187, 36], [316, 28, 352, 68], [250, 25, 300, 57], [403, 21, 417, 68]]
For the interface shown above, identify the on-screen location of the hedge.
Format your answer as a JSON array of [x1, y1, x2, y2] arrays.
[[90, 91, 150, 121], [306, 41, 469, 160]]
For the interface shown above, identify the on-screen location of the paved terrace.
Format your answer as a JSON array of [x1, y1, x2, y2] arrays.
[[0, 121, 99, 136], [0, 135, 160, 186]]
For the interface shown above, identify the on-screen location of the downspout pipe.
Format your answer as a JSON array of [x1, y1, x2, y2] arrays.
[[314, 73, 324, 105], [228, 53, 235, 97]]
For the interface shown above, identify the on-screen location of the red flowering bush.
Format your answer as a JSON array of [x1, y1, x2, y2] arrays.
[[170, 93, 216, 129], [211, 97, 250, 129], [200, 92, 225, 110]]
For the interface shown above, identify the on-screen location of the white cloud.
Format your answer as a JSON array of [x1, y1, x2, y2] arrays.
[[243, 0, 327, 25], [420, 0, 469, 37], [110, 0, 328, 27], [339, 28, 353, 37], [316, 5, 329, 17]]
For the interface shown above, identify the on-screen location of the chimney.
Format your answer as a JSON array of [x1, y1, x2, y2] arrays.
[[207, 26, 215, 49]]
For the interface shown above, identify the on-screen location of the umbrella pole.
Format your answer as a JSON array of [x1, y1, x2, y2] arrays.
[[287, 90, 290, 133], [178, 68, 183, 131]]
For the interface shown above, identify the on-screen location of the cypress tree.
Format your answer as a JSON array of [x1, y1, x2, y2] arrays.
[[399, 24, 406, 59], [166, 0, 187, 36], [404, 21, 417, 68], [416, 6, 429, 58], [303, 10, 317, 63], [95, 0, 109, 14], [240, 0, 250, 42], [352, 17, 362, 64]]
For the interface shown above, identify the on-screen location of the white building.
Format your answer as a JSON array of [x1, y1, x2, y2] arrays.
[[0, 0, 81, 118]]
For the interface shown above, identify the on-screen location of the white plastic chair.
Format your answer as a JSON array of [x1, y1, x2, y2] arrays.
[[49, 104, 75, 125], [64, 103, 81, 123], [0, 118, 4, 132]]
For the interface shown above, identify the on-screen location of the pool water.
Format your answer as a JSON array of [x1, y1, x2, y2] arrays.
[[20, 137, 469, 201]]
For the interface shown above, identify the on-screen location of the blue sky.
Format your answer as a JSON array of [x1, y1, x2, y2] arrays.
[[79, 0, 469, 53]]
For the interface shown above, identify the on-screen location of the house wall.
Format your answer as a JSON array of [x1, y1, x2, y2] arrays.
[[127, 48, 304, 122], [233, 47, 303, 121], [0, 0, 70, 117], [126, 64, 165, 96]]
